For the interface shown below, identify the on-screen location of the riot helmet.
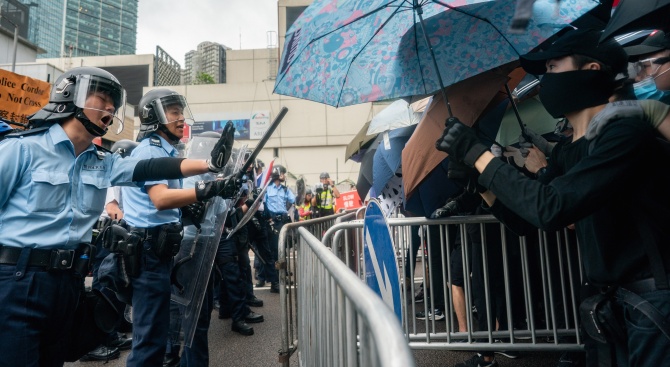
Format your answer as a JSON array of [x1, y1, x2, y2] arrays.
[[319, 172, 330, 180], [271, 165, 287, 181], [29, 67, 126, 137], [137, 88, 194, 142], [186, 131, 221, 160], [111, 139, 139, 158]]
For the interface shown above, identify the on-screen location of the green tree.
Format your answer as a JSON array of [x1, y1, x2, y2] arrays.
[[195, 72, 215, 84]]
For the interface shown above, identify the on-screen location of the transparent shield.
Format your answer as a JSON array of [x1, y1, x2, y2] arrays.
[[221, 144, 249, 178], [226, 182, 269, 239], [185, 135, 220, 160], [73, 75, 127, 134]]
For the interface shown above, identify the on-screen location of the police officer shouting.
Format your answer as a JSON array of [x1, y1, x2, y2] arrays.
[[0, 67, 233, 367], [120, 88, 237, 367], [263, 165, 295, 293]]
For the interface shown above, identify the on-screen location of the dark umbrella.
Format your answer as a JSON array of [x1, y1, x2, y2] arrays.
[[371, 124, 417, 195], [404, 158, 461, 217], [600, 0, 670, 41], [356, 138, 381, 199]]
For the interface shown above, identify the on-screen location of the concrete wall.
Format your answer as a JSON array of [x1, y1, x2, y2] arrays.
[[226, 48, 278, 84]]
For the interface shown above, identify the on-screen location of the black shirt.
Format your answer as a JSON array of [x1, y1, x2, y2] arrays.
[[481, 118, 670, 286]]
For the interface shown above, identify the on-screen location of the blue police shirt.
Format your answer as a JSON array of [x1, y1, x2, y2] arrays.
[[264, 182, 295, 214], [121, 134, 182, 228], [0, 124, 140, 249]]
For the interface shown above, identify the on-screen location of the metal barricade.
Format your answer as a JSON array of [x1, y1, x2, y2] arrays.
[[322, 215, 585, 354], [291, 227, 415, 367], [277, 211, 365, 365]]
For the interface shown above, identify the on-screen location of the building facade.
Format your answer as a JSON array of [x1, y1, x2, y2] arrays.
[[20, 0, 137, 59], [183, 41, 228, 85]]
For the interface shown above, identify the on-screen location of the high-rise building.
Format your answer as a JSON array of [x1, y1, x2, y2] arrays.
[[183, 41, 228, 85], [20, 0, 137, 59]]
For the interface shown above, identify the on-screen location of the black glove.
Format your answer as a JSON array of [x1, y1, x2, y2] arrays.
[[181, 201, 206, 229], [430, 200, 461, 219], [207, 121, 235, 173], [195, 178, 240, 201], [448, 159, 486, 194], [436, 117, 488, 166]]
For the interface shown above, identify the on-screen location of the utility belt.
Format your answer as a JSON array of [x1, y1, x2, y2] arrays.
[[129, 223, 183, 260], [266, 211, 290, 223], [0, 243, 92, 275]]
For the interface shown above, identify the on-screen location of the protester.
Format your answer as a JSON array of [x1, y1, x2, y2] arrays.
[[437, 28, 670, 367]]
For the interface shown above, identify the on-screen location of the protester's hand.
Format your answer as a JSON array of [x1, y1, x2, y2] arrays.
[[586, 100, 644, 140], [518, 134, 533, 158], [430, 200, 460, 219], [523, 146, 548, 174], [522, 127, 554, 156], [207, 121, 236, 172], [436, 117, 488, 166]]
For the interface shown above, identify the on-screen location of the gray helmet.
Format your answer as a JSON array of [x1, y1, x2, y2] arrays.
[[320, 172, 330, 179], [305, 188, 313, 195], [111, 139, 139, 158], [271, 164, 287, 180], [29, 67, 126, 135], [137, 88, 194, 142]]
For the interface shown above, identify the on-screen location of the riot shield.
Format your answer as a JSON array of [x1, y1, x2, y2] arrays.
[[226, 183, 269, 240], [170, 139, 246, 348]]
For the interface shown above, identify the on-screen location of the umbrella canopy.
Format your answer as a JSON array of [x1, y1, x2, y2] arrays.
[[372, 124, 417, 195], [495, 96, 559, 147], [274, 0, 598, 107], [601, 0, 670, 41], [356, 138, 381, 199], [401, 62, 523, 199], [367, 99, 422, 135], [404, 158, 461, 217], [345, 120, 376, 162]]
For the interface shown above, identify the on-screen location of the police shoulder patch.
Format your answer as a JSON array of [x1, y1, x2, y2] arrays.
[[6, 126, 49, 138], [94, 144, 111, 160], [150, 136, 162, 147]]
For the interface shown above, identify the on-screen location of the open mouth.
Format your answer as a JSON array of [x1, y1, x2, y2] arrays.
[[101, 115, 112, 126]]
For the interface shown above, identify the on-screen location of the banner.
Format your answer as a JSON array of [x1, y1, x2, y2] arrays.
[[0, 69, 50, 126]]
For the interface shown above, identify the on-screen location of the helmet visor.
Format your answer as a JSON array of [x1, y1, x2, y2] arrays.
[[153, 94, 195, 127], [73, 75, 127, 134]]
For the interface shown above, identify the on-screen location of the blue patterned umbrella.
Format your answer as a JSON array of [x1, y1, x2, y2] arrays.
[[274, 0, 600, 107]]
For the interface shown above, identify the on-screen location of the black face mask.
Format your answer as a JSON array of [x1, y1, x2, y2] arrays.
[[539, 70, 614, 118]]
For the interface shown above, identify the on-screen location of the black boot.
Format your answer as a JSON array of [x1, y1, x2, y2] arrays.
[[246, 296, 264, 307], [79, 345, 120, 361], [245, 311, 264, 323], [231, 320, 254, 336], [270, 282, 280, 293]]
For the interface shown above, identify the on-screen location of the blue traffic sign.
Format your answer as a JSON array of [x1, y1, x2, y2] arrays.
[[363, 199, 402, 322]]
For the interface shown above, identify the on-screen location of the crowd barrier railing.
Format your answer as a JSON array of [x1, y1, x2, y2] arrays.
[[322, 215, 585, 353]]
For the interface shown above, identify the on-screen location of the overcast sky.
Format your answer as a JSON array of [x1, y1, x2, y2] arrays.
[[136, 0, 279, 66]]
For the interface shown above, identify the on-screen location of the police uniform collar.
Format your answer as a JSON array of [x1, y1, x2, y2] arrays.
[[150, 136, 162, 147], [5, 126, 49, 138]]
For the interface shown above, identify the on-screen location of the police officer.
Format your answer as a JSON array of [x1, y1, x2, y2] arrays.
[[81, 139, 139, 362], [120, 88, 238, 367], [0, 67, 231, 366], [263, 165, 295, 292], [312, 172, 339, 217]]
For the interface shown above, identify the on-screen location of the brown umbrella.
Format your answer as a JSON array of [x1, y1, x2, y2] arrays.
[[401, 62, 525, 199]]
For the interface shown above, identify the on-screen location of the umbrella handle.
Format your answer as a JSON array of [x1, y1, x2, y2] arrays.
[[504, 83, 531, 141]]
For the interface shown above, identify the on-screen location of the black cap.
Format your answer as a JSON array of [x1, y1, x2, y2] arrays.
[[624, 31, 670, 60], [520, 28, 628, 75]]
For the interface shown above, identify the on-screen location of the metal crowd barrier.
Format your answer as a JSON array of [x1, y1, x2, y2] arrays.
[[277, 210, 413, 366], [321, 215, 585, 354]]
